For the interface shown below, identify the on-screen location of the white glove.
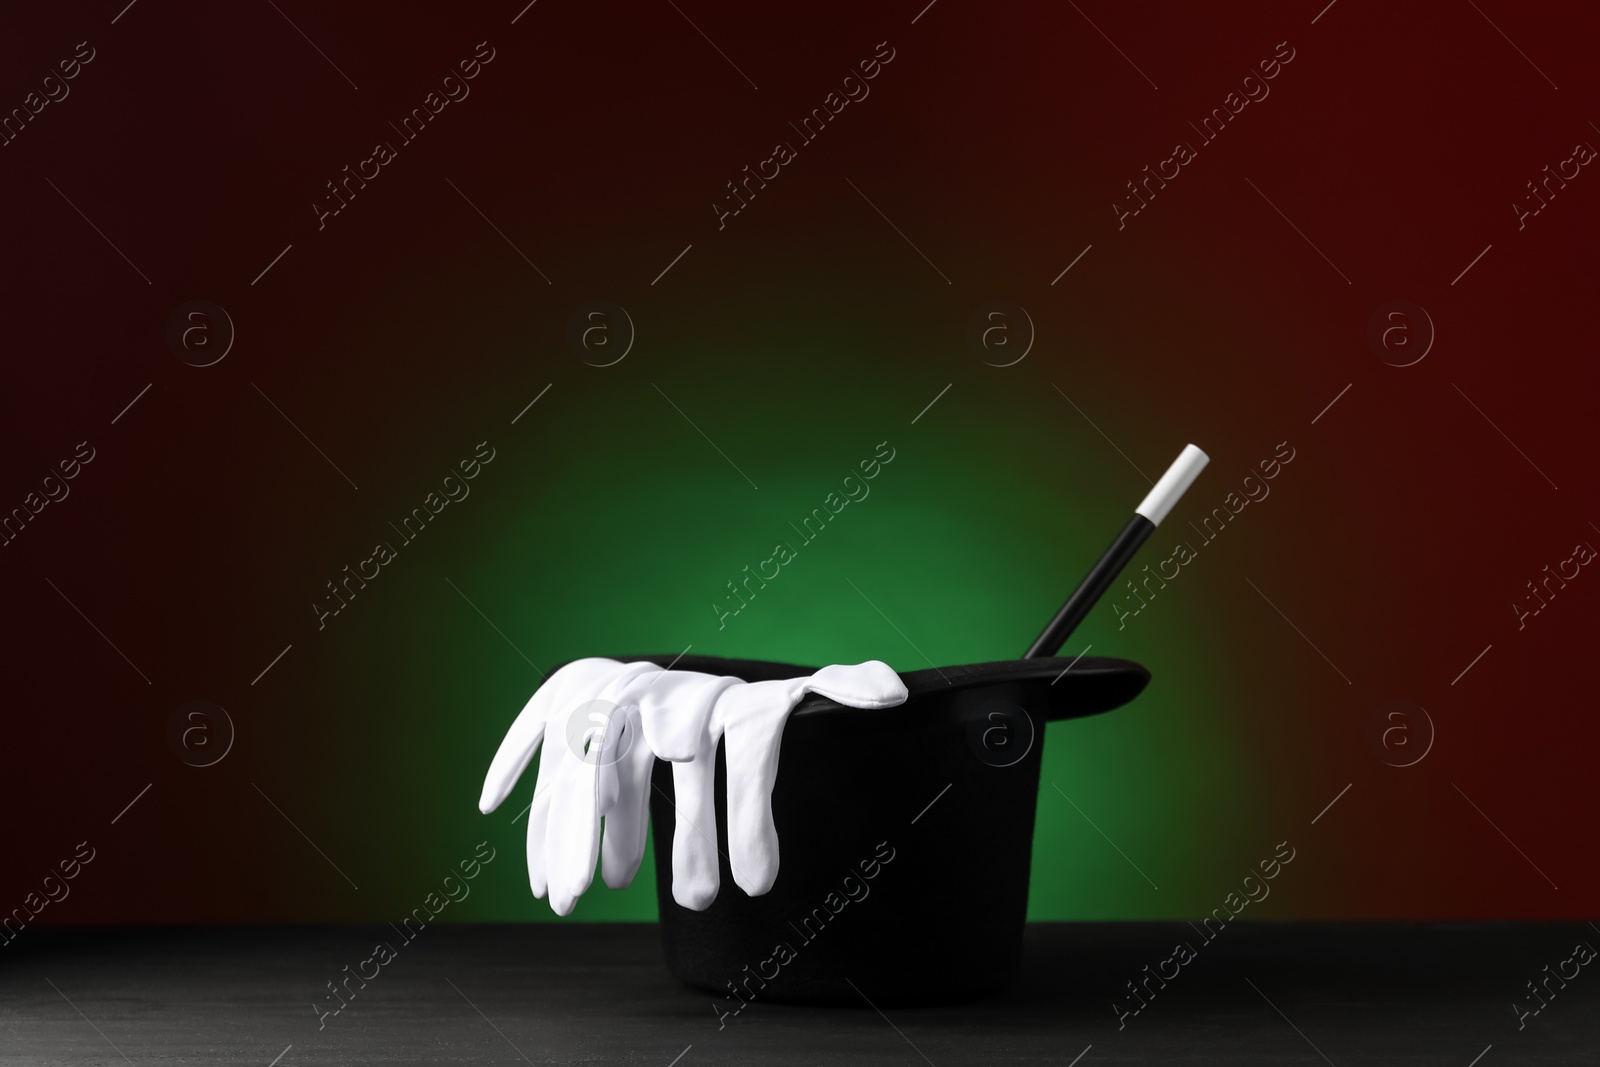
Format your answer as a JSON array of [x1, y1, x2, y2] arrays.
[[478, 658, 907, 915]]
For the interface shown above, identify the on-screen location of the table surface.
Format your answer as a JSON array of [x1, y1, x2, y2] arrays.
[[2, 923, 1595, 1065]]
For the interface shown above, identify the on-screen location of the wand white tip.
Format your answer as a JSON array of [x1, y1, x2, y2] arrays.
[[1134, 444, 1209, 526]]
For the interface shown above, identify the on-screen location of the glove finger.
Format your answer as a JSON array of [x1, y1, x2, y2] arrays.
[[600, 709, 655, 889], [587, 695, 633, 817], [795, 660, 908, 710], [525, 765, 556, 900], [717, 682, 790, 897], [668, 742, 721, 911], [480, 689, 548, 815], [522, 695, 579, 902], [545, 737, 604, 917]]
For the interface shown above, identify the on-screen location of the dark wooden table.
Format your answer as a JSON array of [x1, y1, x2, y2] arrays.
[[1, 923, 1593, 1064]]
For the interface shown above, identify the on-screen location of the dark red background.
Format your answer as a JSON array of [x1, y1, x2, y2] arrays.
[[2, 0, 1596, 924]]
